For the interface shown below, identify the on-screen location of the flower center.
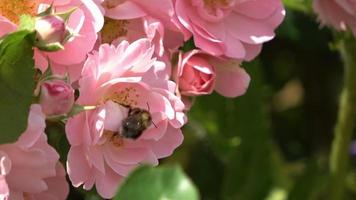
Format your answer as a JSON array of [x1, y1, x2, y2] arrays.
[[102, 0, 124, 9], [103, 130, 124, 147], [0, 0, 39, 24], [104, 87, 139, 107], [203, 0, 229, 8], [101, 17, 129, 44]]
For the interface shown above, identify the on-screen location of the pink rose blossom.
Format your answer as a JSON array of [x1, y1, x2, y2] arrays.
[[174, 0, 285, 60], [97, 0, 184, 56], [177, 50, 216, 96], [39, 80, 75, 116], [0, 0, 104, 82], [0, 104, 68, 200], [66, 39, 186, 199], [176, 50, 250, 97], [36, 0, 104, 66], [313, 0, 356, 36], [34, 1, 104, 83]]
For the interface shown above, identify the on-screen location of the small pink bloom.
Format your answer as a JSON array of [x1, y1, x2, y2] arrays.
[[0, 104, 69, 200], [176, 50, 250, 98], [313, 0, 356, 36], [97, 0, 184, 56], [174, 0, 285, 60], [39, 80, 75, 116], [66, 39, 186, 199], [177, 51, 216, 96], [39, 0, 104, 65], [35, 15, 67, 45], [1, 0, 104, 82]]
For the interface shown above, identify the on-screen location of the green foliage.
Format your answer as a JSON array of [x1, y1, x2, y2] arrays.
[[288, 160, 328, 200], [179, 37, 196, 53], [0, 30, 36, 143], [282, 0, 313, 14], [114, 165, 199, 200]]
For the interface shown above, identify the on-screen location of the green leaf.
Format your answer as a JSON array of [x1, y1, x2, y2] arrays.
[[114, 165, 199, 200], [179, 37, 196, 53], [282, 0, 313, 14], [0, 30, 36, 143]]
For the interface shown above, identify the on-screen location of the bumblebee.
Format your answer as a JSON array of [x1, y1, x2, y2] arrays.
[[120, 107, 153, 139]]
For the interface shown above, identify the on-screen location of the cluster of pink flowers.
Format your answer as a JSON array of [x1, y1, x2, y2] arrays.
[[0, 0, 285, 199]]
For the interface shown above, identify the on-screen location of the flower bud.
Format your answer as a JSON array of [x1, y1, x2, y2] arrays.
[[177, 50, 216, 96], [35, 15, 67, 44], [39, 80, 75, 116]]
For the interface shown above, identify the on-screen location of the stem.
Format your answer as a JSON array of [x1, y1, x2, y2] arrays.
[[330, 37, 356, 200]]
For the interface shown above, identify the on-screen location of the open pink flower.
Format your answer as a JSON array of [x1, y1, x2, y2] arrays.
[[0, 105, 68, 200], [96, 0, 184, 56], [0, 0, 104, 82], [66, 39, 186, 199], [34, 0, 104, 82], [313, 0, 356, 36], [176, 50, 250, 97], [37, 0, 104, 65], [174, 0, 285, 61]]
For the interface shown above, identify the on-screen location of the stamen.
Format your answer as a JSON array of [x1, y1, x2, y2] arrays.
[[0, 0, 39, 24], [104, 87, 139, 107], [102, 0, 121, 9], [101, 17, 129, 44], [203, 0, 229, 7], [103, 130, 124, 147]]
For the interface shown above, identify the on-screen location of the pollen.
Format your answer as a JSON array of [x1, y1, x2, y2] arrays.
[[103, 130, 124, 147], [105, 87, 139, 107], [101, 17, 129, 44], [203, 0, 229, 7], [102, 0, 121, 9], [0, 0, 39, 24]]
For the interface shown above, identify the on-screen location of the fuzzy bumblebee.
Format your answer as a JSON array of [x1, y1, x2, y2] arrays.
[[120, 107, 152, 139]]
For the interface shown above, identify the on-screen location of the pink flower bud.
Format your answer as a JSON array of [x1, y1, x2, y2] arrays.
[[39, 80, 75, 116], [176, 50, 251, 98], [35, 15, 67, 44], [177, 50, 216, 96]]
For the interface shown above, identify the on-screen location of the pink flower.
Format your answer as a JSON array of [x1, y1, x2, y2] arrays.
[[174, 0, 285, 60], [66, 39, 186, 199], [97, 0, 184, 56], [37, 0, 104, 65], [0, 104, 69, 200], [313, 0, 356, 36], [176, 50, 250, 97], [39, 80, 75, 116], [0, 0, 104, 82], [177, 50, 216, 95]]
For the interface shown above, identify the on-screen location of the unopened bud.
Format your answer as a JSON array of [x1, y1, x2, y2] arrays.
[[39, 80, 75, 116], [35, 15, 66, 44]]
